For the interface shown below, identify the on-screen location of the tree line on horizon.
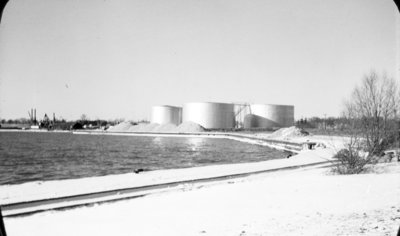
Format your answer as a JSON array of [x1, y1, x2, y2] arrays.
[[0, 116, 150, 130]]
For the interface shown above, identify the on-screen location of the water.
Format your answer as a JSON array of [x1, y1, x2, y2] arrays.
[[0, 131, 285, 185]]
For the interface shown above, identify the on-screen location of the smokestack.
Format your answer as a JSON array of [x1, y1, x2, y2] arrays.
[[34, 109, 36, 124], [53, 113, 55, 123]]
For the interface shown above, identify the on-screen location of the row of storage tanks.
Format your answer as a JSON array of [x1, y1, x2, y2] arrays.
[[151, 102, 294, 129]]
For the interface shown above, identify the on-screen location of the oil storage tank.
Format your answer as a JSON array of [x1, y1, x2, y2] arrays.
[[183, 102, 235, 129], [244, 104, 294, 129], [151, 105, 182, 125]]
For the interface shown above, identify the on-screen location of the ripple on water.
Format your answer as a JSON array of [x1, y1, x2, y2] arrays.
[[0, 132, 286, 185]]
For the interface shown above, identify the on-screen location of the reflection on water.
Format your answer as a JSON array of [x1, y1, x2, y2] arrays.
[[152, 136, 163, 145], [0, 132, 286, 185], [186, 137, 205, 151]]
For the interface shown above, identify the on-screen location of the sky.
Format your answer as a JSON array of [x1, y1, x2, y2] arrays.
[[0, 0, 398, 121]]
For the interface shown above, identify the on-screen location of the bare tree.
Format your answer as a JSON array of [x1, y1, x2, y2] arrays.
[[334, 72, 399, 174], [343, 71, 399, 158], [80, 114, 89, 125]]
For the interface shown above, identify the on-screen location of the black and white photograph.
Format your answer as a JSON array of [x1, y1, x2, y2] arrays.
[[0, 0, 399, 235]]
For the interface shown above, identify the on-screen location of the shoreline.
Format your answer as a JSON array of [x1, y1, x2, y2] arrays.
[[0, 129, 70, 133], [0, 146, 335, 205], [2, 130, 397, 235], [0, 128, 340, 206], [73, 130, 304, 153], [4, 162, 400, 236], [1, 128, 305, 153]]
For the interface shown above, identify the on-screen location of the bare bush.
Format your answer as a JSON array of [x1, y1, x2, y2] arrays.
[[332, 136, 370, 174]]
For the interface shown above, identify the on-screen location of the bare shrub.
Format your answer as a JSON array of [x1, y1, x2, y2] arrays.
[[332, 136, 370, 174]]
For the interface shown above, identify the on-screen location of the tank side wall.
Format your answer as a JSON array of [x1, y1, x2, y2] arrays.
[[151, 106, 182, 125], [183, 103, 235, 129], [250, 104, 294, 128]]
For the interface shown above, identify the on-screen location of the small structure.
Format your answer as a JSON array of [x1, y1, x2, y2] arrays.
[[302, 141, 317, 150], [383, 149, 400, 162], [301, 141, 326, 151]]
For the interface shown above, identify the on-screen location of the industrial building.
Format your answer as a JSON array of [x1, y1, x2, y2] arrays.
[[244, 104, 294, 129], [151, 105, 182, 125], [151, 102, 294, 130], [183, 102, 235, 129]]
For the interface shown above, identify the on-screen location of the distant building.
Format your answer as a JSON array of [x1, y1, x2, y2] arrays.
[[151, 102, 295, 130]]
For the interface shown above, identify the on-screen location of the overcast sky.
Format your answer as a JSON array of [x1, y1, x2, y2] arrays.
[[0, 0, 398, 121]]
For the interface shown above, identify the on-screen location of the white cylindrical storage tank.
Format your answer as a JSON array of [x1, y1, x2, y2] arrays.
[[243, 114, 260, 129], [183, 102, 235, 129], [151, 105, 182, 125], [249, 104, 294, 128]]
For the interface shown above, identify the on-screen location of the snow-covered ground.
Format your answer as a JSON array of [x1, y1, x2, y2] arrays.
[[4, 162, 400, 236], [1, 128, 337, 205], [230, 129, 349, 151], [0, 148, 334, 205], [2, 129, 399, 235]]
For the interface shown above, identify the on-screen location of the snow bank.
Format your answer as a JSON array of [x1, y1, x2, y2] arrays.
[[4, 163, 400, 236], [127, 123, 159, 132], [107, 121, 205, 133], [268, 126, 309, 140], [177, 121, 205, 133], [106, 122, 132, 132]]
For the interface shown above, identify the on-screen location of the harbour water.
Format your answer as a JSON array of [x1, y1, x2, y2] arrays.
[[0, 131, 286, 185]]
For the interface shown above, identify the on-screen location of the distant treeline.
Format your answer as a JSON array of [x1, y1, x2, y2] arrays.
[[296, 116, 400, 138], [0, 117, 149, 130], [295, 117, 347, 130]]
